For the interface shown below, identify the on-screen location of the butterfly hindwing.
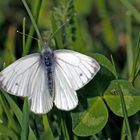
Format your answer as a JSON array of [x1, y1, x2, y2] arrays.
[[54, 61, 78, 110], [29, 62, 53, 114]]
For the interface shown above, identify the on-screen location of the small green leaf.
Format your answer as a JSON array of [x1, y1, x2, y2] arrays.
[[104, 80, 140, 117], [72, 97, 108, 136]]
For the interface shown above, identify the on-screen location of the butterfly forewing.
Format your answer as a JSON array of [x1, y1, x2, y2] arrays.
[[54, 49, 100, 90], [0, 53, 53, 114], [0, 53, 40, 96]]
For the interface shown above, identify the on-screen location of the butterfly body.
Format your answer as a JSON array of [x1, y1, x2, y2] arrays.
[[41, 46, 54, 97], [0, 45, 100, 114]]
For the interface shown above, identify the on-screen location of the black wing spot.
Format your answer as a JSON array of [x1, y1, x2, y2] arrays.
[[15, 83, 19, 86]]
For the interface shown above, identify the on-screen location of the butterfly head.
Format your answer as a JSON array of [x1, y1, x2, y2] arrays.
[[41, 42, 53, 59], [42, 42, 52, 52]]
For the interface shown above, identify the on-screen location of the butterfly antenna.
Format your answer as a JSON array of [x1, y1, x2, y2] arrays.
[[16, 30, 39, 41], [47, 13, 76, 43], [47, 20, 68, 43]]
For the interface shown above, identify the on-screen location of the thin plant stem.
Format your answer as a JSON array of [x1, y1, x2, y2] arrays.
[[61, 112, 70, 140], [126, 12, 133, 76], [111, 55, 132, 140], [121, 120, 126, 140], [22, 17, 26, 56], [118, 86, 132, 140], [37, 40, 41, 52]]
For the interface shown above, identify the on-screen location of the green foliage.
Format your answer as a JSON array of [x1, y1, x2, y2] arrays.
[[0, 0, 140, 140], [72, 97, 108, 136], [104, 80, 140, 116]]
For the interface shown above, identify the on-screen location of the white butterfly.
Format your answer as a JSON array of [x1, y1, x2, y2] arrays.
[[0, 43, 100, 114]]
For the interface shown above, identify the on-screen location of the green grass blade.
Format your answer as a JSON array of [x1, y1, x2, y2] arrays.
[[22, 0, 42, 45], [126, 13, 133, 76], [96, 0, 116, 51], [21, 98, 29, 140], [111, 56, 132, 140], [121, 0, 140, 80], [22, 17, 26, 56], [134, 66, 140, 81], [0, 92, 18, 132], [60, 112, 70, 140], [25, 26, 34, 54], [42, 115, 55, 140], [119, 86, 132, 140], [130, 32, 140, 82], [2, 91, 22, 125], [1, 91, 37, 139], [136, 127, 140, 140], [120, 0, 140, 23], [0, 123, 18, 140], [28, 128, 37, 140], [121, 120, 126, 140], [24, 0, 43, 54]]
